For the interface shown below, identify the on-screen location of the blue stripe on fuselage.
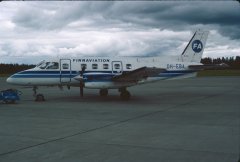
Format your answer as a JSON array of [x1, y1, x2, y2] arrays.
[[17, 70, 112, 74], [11, 70, 196, 80]]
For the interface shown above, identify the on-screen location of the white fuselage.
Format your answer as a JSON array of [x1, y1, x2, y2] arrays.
[[7, 56, 201, 89]]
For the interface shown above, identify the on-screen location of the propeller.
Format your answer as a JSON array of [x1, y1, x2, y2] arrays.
[[79, 66, 86, 97]]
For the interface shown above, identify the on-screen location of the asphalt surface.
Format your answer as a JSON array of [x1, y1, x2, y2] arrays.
[[0, 77, 239, 162]]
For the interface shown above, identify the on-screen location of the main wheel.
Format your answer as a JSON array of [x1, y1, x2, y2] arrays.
[[120, 90, 131, 100], [99, 89, 108, 97], [35, 94, 45, 102]]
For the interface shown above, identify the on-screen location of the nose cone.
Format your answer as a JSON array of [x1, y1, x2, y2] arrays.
[[6, 76, 16, 84], [6, 76, 12, 84]]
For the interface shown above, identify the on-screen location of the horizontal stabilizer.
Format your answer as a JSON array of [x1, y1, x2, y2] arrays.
[[188, 63, 229, 70], [112, 67, 166, 82]]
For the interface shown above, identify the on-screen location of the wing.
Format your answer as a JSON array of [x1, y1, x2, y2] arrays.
[[112, 67, 166, 82]]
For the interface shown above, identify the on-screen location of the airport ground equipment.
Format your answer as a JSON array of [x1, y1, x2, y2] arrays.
[[0, 89, 22, 104]]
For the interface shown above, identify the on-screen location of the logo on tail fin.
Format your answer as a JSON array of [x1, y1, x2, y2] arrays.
[[192, 40, 203, 53]]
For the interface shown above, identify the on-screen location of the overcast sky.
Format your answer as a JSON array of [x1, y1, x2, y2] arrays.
[[0, 1, 240, 64]]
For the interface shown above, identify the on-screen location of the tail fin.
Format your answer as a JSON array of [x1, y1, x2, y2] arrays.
[[181, 30, 209, 63]]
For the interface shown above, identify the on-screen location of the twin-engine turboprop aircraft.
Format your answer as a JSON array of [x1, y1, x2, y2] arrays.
[[7, 30, 225, 101]]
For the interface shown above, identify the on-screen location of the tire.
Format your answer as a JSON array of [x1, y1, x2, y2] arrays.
[[35, 94, 45, 102], [4, 99, 15, 104], [120, 91, 131, 100], [100, 89, 108, 97]]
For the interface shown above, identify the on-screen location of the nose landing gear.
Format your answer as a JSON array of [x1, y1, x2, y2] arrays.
[[33, 86, 45, 102]]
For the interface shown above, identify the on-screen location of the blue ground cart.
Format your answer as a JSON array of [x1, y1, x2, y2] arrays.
[[0, 89, 22, 104]]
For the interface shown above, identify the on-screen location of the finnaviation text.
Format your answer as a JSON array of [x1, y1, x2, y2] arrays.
[[73, 59, 110, 63]]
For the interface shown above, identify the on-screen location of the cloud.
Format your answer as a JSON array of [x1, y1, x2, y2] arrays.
[[0, 1, 239, 64], [11, 1, 240, 40]]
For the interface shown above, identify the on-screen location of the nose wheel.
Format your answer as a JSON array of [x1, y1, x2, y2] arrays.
[[35, 94, 45, 102], [33, 86, 45, 102]]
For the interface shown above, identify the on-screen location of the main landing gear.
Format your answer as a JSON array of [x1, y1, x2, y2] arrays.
[[119, 87, 131, 100], [33, 86, 45, 102], [99, 89, 108, 97], [99, 88, 131, 100]]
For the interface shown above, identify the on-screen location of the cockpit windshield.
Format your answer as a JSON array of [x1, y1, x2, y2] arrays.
[[36, 60, 59, 69], [46, 62, 59, 69], [36, 60, 45, 68]]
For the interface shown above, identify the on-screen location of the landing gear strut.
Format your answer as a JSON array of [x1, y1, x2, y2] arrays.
[[119, 87, 131, 100], [99, 89, 108, 97], [33, 86, 37, 97], [33, 86, 45, 102]]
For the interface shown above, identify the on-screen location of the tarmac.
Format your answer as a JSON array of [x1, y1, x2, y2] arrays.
[[0, 76, 239, 162]]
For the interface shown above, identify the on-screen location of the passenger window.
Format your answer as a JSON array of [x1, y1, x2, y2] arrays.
[[126, 64, 132, 69], [103, 64, 109, 69], [92, 64, 98, 69], [46, 62, 59, 69], [62, 63, 69, 69], [81, 64, 87, 70], [114, 64, 120, 69]]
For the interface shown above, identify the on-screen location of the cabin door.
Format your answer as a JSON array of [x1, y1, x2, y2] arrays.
[[112, 61, 123, 74], [60, 59, 71, 83]]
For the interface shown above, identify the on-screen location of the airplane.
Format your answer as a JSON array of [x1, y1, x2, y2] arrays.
[[6, 30, 227, 101]]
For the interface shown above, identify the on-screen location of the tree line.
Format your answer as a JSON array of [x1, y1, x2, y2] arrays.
[[201, 56, 240, 69], [0, 56, 240, 74], [0, 63, 35, 74]]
